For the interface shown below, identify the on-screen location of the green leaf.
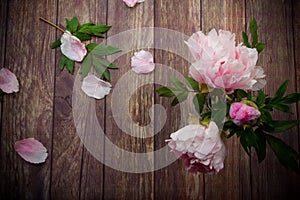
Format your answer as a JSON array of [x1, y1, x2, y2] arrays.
[[50, 39, 61, 49], [185, 77, 199, 90], [171, 76, 187, 91], [256, 90, 266, 106], [66, 16, 79, 33], [254, 129, 266, 163], [274, 80, 289, 100], [102, 70, 110, 81], [93, 57, 118, 69], [81, 55, 92, 78], [92, 56, 107, 76], [255, 43, 265, 53], [264, 120, 299, 133], [86, 43, 98, 51], [242, 31, 251, 48], [79, 22, 94, 30], [156, 87, 175, 97], [280, 93, 300, 104], [90, 44, 121, 56], [259, 108, 273, 124], [272, 104, 291, 113], [79, 24, 111, 37], [193, 93, 205, 114], [73, 32, 92, 41], [171, 91, 188, 106], [250, 17, 258, 47], [66, 59, 75, 74], [236, 89, 247, 99], [59, 54, 68, 71], [266, 134, 300, 174]]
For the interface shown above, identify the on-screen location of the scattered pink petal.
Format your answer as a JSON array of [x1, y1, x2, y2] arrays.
[[60, 31, 87, 62], [14, 138, 48, 164], [131, 50, 155, 74], [81, 74, 112, 99], [0, 68, 19, 93], [123, 0, 145, 7]]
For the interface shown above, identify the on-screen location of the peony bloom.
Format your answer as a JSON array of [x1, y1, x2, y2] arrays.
[[131, 50, 155, 74], [0, 68, 19, 93], [123, 0, 145, 7], [167, 121, 226, 173], [60, 31, 87, 62], [185, 29, 266, 93], [81, 74, 112, 99], [229, 102, 261, 126], [14, 138, 48, 164]]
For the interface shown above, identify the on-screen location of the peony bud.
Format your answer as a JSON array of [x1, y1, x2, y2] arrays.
[[229, 102, 261, 126]]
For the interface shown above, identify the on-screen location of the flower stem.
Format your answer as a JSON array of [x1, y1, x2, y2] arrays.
[[39, 17, 65, 33]]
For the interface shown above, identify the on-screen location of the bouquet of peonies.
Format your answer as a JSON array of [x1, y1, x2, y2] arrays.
[[157, 18, 300, 174]]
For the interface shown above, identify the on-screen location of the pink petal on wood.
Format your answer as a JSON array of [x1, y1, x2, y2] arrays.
[[14, 138, 48, 164], [0, 68, 19, 93], [81, 74, 112, 99], [131, 50, 155, 74], [123, 0, 145, 7], [60, 31, 87, 62]]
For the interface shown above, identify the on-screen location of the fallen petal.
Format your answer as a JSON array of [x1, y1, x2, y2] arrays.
[[131, 50, 155, 74], [60, 31, 87, 62], [123, 0, 145, 7], [81, 74, 112, 99], [0, 68, 19, 93], [14, 138, 48, 164]]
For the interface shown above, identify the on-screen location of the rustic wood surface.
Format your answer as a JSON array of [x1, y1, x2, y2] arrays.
[[1, 0, 299, 199]]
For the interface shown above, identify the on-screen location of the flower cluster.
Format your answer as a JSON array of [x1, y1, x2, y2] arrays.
[[40, 16, 121, 100], [157, 18, 300, 174]]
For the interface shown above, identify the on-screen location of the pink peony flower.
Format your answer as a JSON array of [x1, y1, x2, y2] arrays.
[[185, 29, 266, 93], [167, 121, 226, 173], [14, 138, 48, 164], [81, 74, 112, 99], [229, 102, 261, 126], [131, 50, 155, 74], [123, 0, 145, 7], [60, 31, 87, 62], [0, 68, 19, 93]]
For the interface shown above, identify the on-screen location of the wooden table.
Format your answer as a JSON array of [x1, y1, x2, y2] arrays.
[[1, 0, 300, 199]]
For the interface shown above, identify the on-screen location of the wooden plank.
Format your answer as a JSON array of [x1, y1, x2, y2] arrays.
[[50, 1, 104, 199], [202, 0, 251, 200], [104, 1, 154, 199], [154, 1, 204, 199], [79, 1, 107, 199], [247, 0, 300, 199], [0, 0, 7, 164], [0, 0, 56, 199]]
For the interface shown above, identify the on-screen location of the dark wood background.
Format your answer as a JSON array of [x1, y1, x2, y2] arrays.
[[1, 0, 300, 199]]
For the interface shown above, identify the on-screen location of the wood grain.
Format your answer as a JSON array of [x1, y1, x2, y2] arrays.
[[202, 1, 251, 199], [0, 0, 299, 199], [0, 0, 56, 199], [104, 0, 155, 199], [0, 0, 7, 171], [154, 0, 203, 199], [247, 0, 300, 199], [50, 1, 98, 199], [79, 1, 107, 199]]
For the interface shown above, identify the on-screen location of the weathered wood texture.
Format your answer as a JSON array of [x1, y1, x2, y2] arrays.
[[0, 0, 299, 199]]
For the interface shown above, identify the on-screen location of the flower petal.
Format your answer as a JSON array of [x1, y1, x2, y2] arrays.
[[14, 138, 48, 164], [81, 74, 112, 99], [0, 68, 19, 93], [123, 0, 144, 7], [60, 31, 87, 62], [131, 50, 155, 74]]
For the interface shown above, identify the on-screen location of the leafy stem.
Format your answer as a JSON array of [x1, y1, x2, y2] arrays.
[[39, 17, 65, 33]]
